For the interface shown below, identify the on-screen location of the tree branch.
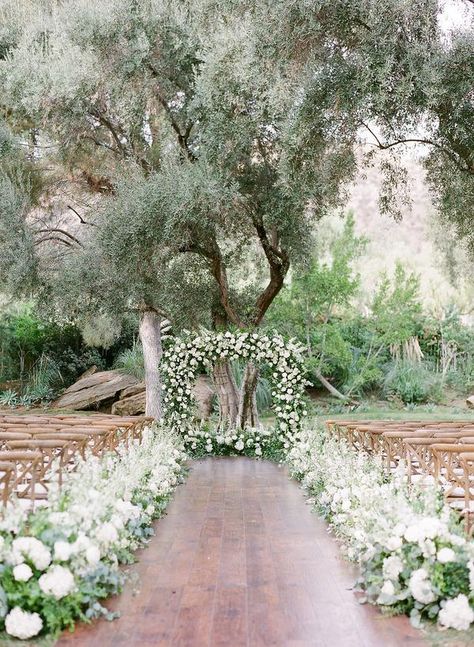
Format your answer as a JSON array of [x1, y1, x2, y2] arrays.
[[146, 62, 196, 162], [251, 213, 290, 326], [361, 122, 474, 175], [68, 205, 97, 227], [36, 228, 83, 247], [179, 240, 246, 328], [34, 235, 75, 249]]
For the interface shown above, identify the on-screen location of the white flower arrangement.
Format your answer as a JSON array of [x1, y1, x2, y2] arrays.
[[287, 425, 474, 632], [0, 426, 186, 639], [161, 330, 308, 445], [182, 424, 286, 460]]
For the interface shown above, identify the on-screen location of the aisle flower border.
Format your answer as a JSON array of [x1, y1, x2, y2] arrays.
[[161, 330, 308, 448], [0, 428, 186, 640], [287, 425, 474, 632]]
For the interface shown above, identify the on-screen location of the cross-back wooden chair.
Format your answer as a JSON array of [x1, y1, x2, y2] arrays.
[[459, 452, 474, 536], [0, 450, 43, 504], [431, 443, 474, 516], [0, 461, 15, 506], [403, 437, 457, 485], [6, 439, 70, 492]]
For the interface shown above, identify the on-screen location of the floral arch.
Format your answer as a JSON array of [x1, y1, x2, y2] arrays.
[[161, 330, 307, 451]]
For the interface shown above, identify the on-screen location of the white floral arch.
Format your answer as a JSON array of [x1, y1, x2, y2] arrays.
[[161, 330, 307, 447]]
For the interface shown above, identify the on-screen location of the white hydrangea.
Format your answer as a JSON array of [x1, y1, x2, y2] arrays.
[[404, 525, 426, 544], [437, 547, 456, 564], [71, 533, 91, 553], [39, 565, 75, 599], [439, 595, 474, 631], [115, 499, 141, 521], [85, 545, 101, 566], [385, 536, 403, 551], [5, 607, 43, 639], [11, 537, 51, 571], [54, 541, 74, 562], [13, 563, 33, 582], [380, 580, 395, 596], [96, 522, 119, 545], [383, 555, 404, 580], [468, 561, 474, 591]]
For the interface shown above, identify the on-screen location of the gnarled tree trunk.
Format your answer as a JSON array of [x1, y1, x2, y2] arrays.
[[139, 308, 163, 420], [236, 361, 260, 429], [212, 360, 239, 429]]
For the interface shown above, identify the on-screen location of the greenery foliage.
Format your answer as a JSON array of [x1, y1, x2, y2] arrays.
[[267, 221, 474, 404]]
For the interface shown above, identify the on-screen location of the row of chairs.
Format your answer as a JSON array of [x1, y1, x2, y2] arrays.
[[0, 414, 154, 507], [325, 419, 474, 533]]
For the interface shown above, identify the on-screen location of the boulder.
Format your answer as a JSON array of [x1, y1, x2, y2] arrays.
[[112, 390, 146, 416], [53, 370, 139, 411], [120, 382, 146, 399], [467, 395, 474, 409], [111, 375, 215, 418]]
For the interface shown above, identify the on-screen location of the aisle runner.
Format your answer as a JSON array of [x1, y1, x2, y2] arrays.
[[57, 458, 426, 647]]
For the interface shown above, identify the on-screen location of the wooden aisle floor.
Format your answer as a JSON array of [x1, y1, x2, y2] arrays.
[[56, 457, 427, 647]]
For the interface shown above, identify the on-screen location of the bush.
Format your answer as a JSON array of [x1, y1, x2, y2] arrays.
[[383, 361, 444, 404], [113, 341, 144, 380]]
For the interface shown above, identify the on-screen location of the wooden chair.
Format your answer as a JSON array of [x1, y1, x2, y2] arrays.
[[431, 443, 474, 520], [403, 437, 456, 485], [0, 450, 43, 503], [6, 440, 70, 493], [0, 461, 15, 506], [459, 452, 474, 535]]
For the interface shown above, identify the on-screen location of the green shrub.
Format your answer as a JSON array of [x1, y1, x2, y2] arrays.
[[114, 341, 144, 380], [382, 361, 444, 404]]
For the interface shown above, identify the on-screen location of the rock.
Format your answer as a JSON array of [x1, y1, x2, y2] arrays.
[[111, 375, 215, 419], [120, 382, 146, 399], [54, 370, 139, 410], [76, 365, 98, 381], [467, 395, 474, 409], [112, 390, 146, 416]]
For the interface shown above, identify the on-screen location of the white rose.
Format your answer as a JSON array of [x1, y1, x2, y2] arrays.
[[235, 440, 245, 451], [13, 563, 33, 582], [437, 547, 456, 564], [5, 607, 43, 639]]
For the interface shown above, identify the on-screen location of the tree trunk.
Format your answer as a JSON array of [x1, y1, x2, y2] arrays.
[[139, 308, 163, 420], [315, 369, 358, 405], [236, 362, 260, 429], [212, 360, 239, 429]]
